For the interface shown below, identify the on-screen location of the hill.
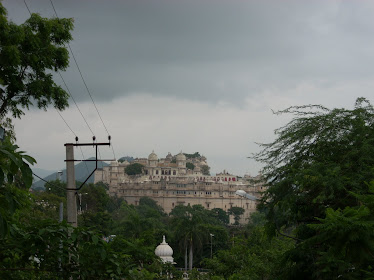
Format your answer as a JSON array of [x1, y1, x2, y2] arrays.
[[32, 158, 109, 190], [118, 156, 134, 163]]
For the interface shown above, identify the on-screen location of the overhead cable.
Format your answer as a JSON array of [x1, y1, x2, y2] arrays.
[[49, 0, 117, 160]]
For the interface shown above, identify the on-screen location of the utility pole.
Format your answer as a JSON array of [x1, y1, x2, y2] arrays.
[[66, 144, 77, 227], [65, 138, 113, 228]]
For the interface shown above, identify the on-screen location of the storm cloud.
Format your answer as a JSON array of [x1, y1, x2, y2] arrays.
[[6, 0, 374, 105], [5, 0, 374, 175]]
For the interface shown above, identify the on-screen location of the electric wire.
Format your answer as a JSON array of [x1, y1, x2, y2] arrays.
[[58, 73, 94, 175], [23, 0, 31, 14], [32, 172, 66, 192], [24, 0, 94, 177], [58, 72, 95, 136], [55, 109, 90, 176], [79, 146, 90, 176], [56, 110, 76, 137], [49, 0, 117, 160], [97, 146, 103, 169]]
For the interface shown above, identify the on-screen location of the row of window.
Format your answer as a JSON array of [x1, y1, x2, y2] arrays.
[[118, 189, 246, 197], [169, 202, 252, 209]]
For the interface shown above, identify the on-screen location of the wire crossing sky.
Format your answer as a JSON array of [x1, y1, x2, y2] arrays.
[[7, 0, 374, 176]]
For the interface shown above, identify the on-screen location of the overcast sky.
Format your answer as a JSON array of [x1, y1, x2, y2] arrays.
[[4, 0, 374, 176]]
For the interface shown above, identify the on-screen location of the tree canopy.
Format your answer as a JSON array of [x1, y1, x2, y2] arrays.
[[183, 152, 201, 159], [254, 97, 374, 279], [124, 163, 144, 175], [201, 165, 210, 175], [186, 162, 195, 170], [0, 3, 73, 119]]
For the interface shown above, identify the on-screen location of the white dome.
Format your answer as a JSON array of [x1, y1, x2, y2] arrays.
[[155, 236, 174, 263], [148, 151, 158, 161], [235, 190, 246, 196], [176, 152, 186, 161]]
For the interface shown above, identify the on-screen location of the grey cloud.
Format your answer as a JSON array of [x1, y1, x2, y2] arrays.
[[4, 0, 374, 106]]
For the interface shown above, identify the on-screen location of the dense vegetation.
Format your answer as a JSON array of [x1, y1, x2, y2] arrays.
[[183, 152, 201, 159], [3, 97, 374, 279], [124, 163, 144, 175], [254, 97, 374, 279], [186, 162, 195, 170]]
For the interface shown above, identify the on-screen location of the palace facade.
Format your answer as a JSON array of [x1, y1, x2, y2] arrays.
[[94, 151, 264, 224]]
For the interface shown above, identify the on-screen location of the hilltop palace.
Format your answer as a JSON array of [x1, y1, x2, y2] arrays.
[[94, 151, 264, 224]]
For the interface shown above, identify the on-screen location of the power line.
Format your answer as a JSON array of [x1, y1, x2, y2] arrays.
[[23, 0, 31, 14], [32, 172, 66, 192], [58, 72, 95, 136], [23, 0, 91, 178], [49, 0, 117, 160], [54, 111, 90, 176], [56, 110, 76, 137], [79, 146, 90, 176]]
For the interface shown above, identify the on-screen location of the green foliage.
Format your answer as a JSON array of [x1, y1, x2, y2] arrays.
[[118, 156, 134, 163], [125, 163, 144, 175], [300, 181, 374, 279], [21, 191, 66, 222], [0, 220, 126, 279], [0, 139, 36, 237], [45, 179, 66, 197], [201, 164, 210, 175], [111, 198, 167, 249], [0, 139, 35, 188], [204, 213, 294, 280], [186, 162, 195, 170], [228, 207, 244, 225], [0, 117, 16, 141], [170, 205, 229, 268], [254, 98, 374, 278], [0, 3, 73, 119], [210, 208, 229, 225], [80, 183, 110, 212], [184, 152, 201, 159]]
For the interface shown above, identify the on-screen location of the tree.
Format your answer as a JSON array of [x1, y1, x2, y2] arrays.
[[204, 219, 293, 280], [0, 3, 73, 119], [170, 205, 212, 270], [303, 181, 374, 279], [0, 138, 36, 237], [186, 162, 195, 170], [228, 207, 244, 225], [201, 165, 210, 175], [0, 220, 126, 279], [184, 152, 201, 159], [45, 179, 66, 197], [254, 98, 374, 279], [210, 208, 229, 225], [125, 163, 144, 175]]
